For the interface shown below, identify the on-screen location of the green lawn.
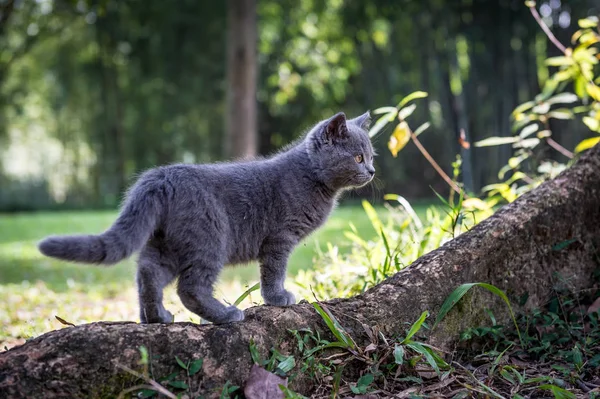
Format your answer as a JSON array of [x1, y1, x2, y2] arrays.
[[0, 203, 429, 348]]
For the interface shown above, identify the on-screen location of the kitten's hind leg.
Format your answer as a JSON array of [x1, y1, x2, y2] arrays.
[[137, 246, 176, 324], [177, 263, 244, 324]]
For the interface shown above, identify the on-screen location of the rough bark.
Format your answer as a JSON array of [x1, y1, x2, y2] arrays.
[[1, 145, 599, 398]]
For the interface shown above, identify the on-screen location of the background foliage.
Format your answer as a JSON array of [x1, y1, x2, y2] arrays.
[[1, 0, 599, 211]]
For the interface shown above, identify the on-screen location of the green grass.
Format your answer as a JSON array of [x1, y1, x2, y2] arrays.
[[0, 204, 429, 348]]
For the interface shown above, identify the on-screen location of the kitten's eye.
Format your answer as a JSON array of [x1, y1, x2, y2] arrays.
[[354, 154, 364, 163]]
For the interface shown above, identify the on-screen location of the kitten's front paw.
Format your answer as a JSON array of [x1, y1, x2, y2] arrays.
[[263, 289, 296, 307], [140, 308, 174, 324], [212, 306, 245, 324]]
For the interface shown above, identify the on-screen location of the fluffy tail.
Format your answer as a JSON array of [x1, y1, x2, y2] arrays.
[[38, 175, 164, 265]]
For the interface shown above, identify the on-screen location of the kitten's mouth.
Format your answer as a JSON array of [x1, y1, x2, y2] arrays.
[[352, 174, 374, 188]]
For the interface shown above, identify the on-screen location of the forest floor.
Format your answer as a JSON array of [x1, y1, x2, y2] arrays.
[[0, 204, 429, 350], [1, 206, 599, 397]]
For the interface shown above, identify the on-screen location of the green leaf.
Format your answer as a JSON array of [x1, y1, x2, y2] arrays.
[[278, 385, 308, 399], [545, 56, 574, 66], [189, 358, 203, 376], [431, 187, 450, 208], [393, 344, 405, 365], [433, 283, 522, 345], [514, 138, 540, 149], [398, 91, 428, 108], [474, 136, 519, 147], [545, 56, 575, 66], [583, 117, 600, 132], [275, 355, 296, 374], [233, 282, 260, 306], [401, 310, 429, 344], [547, 109, 574, 120], [303, 341, 350, 357], [398, 103, 417, 121], [405, 342, 441, 376], [512, 100, 535, 116], [552, 238, 577, 251], [586, 83, 600, 101], [373, 106, 397, 115], [532, 102, 550, 114], [572, 346, 584, 369], [168, 380, 189, 390], [138, 389, 157, 398], [539, 384, 576, 399], [413, 121, 431, 137], [249, 339, 262, 365], [519, 124, 539, 138], [500, 368, 516, 385], [312, 302, 355, 349], [546, 93, 579, 104], [383, 194, 423, 229], [138, 346, 149, 365], [175, 356, 188, 370], [574, 136, 600, 153], [578, 16, 599, 29], [357, 373, 374, 387], [362, 200, 383, 235], [369, 110, 397, 138]]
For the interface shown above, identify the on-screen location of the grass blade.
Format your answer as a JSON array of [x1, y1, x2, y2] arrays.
[[400, 310, 429, 344], [233, 282, 260, 306], [433, 283, 522, 346], [406, 341, 441, 376], [398, 91, 428, 108], [312, 302, 356, 349], [538, 384, 576, 399]]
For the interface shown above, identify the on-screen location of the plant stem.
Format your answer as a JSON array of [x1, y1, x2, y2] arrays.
[[409, 130, 469, 199], [547, 137, 574, 159], [528, 5, 566, 53], [116, 364, 177, 399]]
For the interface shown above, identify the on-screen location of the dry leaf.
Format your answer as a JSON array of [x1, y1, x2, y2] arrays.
[[388, 122, 410, 157], [459, 128, 470, 149], [588, 297, 600, 315], [55, 315, 75, 327], [364, 343, 377, 353], [244, 364, 287, 399]]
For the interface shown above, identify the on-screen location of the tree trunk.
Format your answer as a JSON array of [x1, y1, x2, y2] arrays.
[[1, 145, 599, 398], [224, 0, 257, 159]]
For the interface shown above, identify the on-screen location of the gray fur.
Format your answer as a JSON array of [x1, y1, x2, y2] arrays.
[[38, 112, 375, 324]]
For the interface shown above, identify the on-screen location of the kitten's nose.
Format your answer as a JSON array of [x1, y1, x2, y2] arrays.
[[367, 167, 375, 176]]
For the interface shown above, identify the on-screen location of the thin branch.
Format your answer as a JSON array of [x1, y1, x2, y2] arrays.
[[528, 4, 567, 53], [547, 137, 574, 159], [116, 364, 177, 399], [409, 129, 469, 199]]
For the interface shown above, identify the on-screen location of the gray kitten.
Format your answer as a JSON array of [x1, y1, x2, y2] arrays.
[[38, 112, 375, 324]]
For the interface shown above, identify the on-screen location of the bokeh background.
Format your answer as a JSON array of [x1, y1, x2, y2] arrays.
[[1, 0, 598, 210], [1, 0, 598, 348]]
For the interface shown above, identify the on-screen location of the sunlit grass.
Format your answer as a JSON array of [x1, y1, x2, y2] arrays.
[[0, 204, 430, 348]]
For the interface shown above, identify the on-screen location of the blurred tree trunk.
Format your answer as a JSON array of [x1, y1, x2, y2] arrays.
[[225, 0, 257, 159], [96, 13, 127, 203]]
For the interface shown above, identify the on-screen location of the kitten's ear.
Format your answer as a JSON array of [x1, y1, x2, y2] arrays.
[[350, 111, 371, 130], [323, 112, 348, 143]]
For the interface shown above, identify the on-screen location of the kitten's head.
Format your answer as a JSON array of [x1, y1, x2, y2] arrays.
[[306, 111, 375, 191]]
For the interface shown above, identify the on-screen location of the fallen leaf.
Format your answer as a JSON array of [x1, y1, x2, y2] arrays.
[[244, 364, 287, 399], [588, 297, 600, 315], [364, 343, 377, 353], [55, 315, 75, 327]]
